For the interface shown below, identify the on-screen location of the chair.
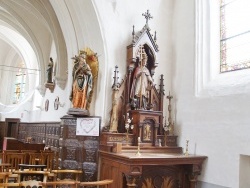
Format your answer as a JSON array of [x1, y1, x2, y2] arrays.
[[44, 169, 82, 188], [79, 179, 113, 188], [2, 150, 20, 163], [0, 172, 12, 183], [29, 153, 43, 165], [16, 170, 50, 188], [0, 182, 20, 187], [41, 151, 57, 171], [4, 153, 25, 182], [21, 150, 37, 164], [4, 153, 25, 172], [0, 152, 11, 173]]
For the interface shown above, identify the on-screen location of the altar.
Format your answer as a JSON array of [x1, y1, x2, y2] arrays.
[[99, 150, 206, 188], [99, 10, 207, 188]]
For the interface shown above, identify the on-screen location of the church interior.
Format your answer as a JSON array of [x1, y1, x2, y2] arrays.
[[0, 1, 249, 188]]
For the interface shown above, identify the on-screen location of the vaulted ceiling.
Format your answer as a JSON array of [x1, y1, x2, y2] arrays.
[[0, 0, 67, 105]]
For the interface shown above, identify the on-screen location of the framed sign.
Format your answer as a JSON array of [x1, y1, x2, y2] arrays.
[[76, 118, 100, 136]]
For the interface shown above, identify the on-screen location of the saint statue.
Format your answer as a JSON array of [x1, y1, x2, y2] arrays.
[[47, 57, 53, 83], [130, 53, 153, 110], [70, 51, 93, 110]]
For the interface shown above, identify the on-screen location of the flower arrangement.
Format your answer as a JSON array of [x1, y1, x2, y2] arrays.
[[124, 113, 134, 145]]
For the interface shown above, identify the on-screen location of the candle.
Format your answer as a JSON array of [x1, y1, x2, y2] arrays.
[[138, 137, 141, 142]]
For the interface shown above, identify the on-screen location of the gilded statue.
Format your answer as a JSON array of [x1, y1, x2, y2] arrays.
[[69, 48, 99, 114]]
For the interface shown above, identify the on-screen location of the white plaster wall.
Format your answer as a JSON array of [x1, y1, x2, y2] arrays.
[[172, 0, 250, 187]]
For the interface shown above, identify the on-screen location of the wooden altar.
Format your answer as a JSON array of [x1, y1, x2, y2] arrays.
[[99, 150, 206, 188], [100, 10, 207, 188]]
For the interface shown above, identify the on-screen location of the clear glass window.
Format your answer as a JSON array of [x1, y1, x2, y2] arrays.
[[220, 0, 250, 72]]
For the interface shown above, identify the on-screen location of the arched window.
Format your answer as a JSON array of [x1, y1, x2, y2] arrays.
[[13, 62, 26, 104], [220, 0, 250, 73]]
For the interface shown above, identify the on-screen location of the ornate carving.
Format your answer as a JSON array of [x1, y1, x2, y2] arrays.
[[82, 162, 97, 181], [83, 140, 98, 149], [62, 160, 79, 169], [141, 176, 178, 188], [65, 139, 81, 147], [62, 118, 76, 126], [130, 166, 141, 174], [66, 148, 76, 160], [140, 166, 180, 188], [123, 174, 141, 188], [85, 149, 96, 162], [68, 126, 76, 139], [108, 136, 124, 142], [189, 164, 202, 182]]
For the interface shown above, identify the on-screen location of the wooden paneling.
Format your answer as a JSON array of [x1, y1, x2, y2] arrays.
[[59, 115, 101, 182], [0, 121, 5, 150], [18, 122, 60, 152]]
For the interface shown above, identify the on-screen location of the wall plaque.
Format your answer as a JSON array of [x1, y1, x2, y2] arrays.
[[76, 118, 99, 136]]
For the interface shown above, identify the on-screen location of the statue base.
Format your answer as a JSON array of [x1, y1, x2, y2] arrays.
[[67, 108, 90, 116], [44, 82, 55, 93]]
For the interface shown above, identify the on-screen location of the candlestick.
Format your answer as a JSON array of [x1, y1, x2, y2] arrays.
[[136, 136, 141, 156], [158, 139, 162, 147], [163, 116, 169, 146], [184, 140, 189, 156]]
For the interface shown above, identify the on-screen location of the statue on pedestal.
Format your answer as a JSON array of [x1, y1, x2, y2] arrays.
[[70, 51, 93, 109], [68, 49, 99, 116], [130, 53, 153, 110], [44, 57, 55, 92], [47, 57, 54, 83]]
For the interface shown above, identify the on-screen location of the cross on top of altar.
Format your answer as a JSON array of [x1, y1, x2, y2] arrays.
[[142, 10, 153, 25]]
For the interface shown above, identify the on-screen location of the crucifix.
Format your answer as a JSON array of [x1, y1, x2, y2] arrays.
[[142, 10, 153, 25], [167, 91, 174, 135]]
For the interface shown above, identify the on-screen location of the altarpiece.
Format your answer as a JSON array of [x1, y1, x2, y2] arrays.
[[99, 10, 207, 188]]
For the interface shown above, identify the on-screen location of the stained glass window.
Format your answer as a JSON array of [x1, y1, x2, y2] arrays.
[[13, 62, 26, 104], [220, 0, 250, 72]]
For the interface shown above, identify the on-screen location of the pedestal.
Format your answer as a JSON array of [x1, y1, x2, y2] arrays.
[[60, 115, 101, 181], [130, 110, 162, 146]]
